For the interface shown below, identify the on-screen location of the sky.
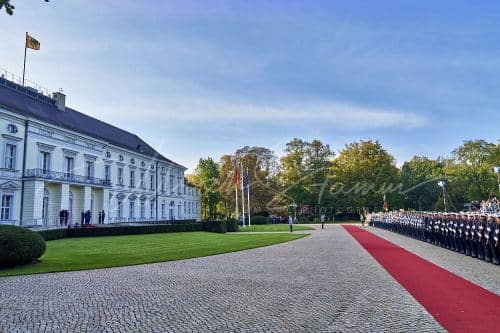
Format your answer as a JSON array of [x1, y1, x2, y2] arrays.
[[1, 1, 499, 172]]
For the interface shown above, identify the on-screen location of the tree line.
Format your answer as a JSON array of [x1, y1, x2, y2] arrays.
[[188, 139, 499, 220]]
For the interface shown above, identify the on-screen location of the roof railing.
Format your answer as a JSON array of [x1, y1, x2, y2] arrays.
[[0, 67, 55, 103]]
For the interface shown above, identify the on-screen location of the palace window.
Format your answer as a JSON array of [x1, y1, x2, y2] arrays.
[[140, 172, 145, 188], [0, 194, 13, 220], [150, 202, 155, 218], [117, 201, 123, 218], [130, 170, 135, 188], [64, 156, 74, 175], [161, 202, 166, 218], [85, 161, 95, 179], [170, 176, 174, 193], [104, 165, 111, 181], [40, 151, 51, 173], [161, 176, 165, 192], [150, 174, 155, 190], [140, 202, 145, 219], [3, 143, 16, 170], [129, 201, 135, 218], [118, 167, 124, 185]]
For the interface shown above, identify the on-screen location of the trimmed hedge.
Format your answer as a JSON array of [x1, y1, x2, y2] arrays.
[[0, 225, 46, 266], [251, 216, 269, 225], [67, 223, 204, 238], [226, 219, 239, 232], [35, 222, 228, 240], [37, 228, 67, 241], [202, 221, 227, 233]]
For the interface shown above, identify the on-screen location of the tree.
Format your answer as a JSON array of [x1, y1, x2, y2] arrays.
[[443, 140, 499, 209], [278, 138, 334, 217], [218, 146, 280, 218], [330, 140, 401, 212], [1, 0, 49, 16], [401, 156, 444, 211], [190, 158, 220, 220]]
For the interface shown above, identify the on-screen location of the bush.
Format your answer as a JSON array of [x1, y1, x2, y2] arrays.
[[0, 225, 46, 266], [251, 216, 269, 225], [226, 219, 239, 232], [67, 223, 203, 237], [202, 221, 227, 233], [37, 228, 67, 241], [253, 211, 270, 217]]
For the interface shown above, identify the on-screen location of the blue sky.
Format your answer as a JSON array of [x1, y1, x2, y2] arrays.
[[1, 1, 499, 171]]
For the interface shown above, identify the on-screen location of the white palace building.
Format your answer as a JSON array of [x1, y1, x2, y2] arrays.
[[0, 74, 200, 226]]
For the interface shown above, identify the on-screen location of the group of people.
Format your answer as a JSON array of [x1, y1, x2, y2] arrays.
[[371, 211, 500, 265], [270, 215, 293, 224], [58, 209, 106, 227], [480, 197, 499, 214]]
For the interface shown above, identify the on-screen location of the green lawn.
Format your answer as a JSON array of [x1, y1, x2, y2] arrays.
[[0, 232, 306, 277], [238, 224, 314, 232]]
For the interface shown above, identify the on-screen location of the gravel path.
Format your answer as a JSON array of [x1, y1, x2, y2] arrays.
[[0, 226, 445, 332]]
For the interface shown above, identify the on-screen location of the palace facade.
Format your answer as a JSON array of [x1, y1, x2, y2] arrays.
[[0, 76, 200, 226]]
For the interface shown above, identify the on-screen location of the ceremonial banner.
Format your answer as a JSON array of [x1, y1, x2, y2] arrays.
[[26, 33, 40, 50]]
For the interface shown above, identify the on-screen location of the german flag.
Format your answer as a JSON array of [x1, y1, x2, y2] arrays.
[[26, 33, 40, 50]]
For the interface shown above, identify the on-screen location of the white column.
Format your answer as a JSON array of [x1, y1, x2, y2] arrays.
[[60, 183, 70, 210], [103, 188, 110, 223], [22, 180, 45, 224], [83, 186, 91, 211]]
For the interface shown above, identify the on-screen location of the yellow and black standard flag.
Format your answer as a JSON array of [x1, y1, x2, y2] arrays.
[[26, 33, 40, 50]]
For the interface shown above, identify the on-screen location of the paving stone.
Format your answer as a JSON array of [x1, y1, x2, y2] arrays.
[[0, 226, 445, 332]]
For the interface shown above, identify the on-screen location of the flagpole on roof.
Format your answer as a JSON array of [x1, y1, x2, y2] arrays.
[[22, 32, 27, 86]]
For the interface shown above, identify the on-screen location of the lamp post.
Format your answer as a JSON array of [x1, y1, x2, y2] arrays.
[[494, 167, 500, 192], [438, 180, 447, 212]]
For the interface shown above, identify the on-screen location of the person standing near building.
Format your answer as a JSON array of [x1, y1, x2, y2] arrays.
[[101, 210, 106, 224], [320, 214, 326, 229], [59, 210, 64, 226], [288, 215, 294, 232]]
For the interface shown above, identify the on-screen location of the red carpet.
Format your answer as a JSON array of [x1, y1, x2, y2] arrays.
[[343, 225, 500, 333]]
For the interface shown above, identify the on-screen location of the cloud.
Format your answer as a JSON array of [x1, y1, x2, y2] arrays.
[[97, 96, 429, 130]]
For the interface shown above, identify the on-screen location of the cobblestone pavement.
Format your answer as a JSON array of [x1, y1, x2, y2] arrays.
[[0, 226, 446, 332], [367, 226, 500, 295]]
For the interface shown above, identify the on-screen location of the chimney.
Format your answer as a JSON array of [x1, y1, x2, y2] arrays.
[[52, 91, 66, 111]]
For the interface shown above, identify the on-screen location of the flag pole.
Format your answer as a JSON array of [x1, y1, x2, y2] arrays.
[[22, 32, 27, 86], [246, 167, 251, 226], [235, 167, 239, 223], [240, 162, 245, 227]]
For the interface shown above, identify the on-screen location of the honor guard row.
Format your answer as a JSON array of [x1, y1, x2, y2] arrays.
[[371, 211, 500, 265]]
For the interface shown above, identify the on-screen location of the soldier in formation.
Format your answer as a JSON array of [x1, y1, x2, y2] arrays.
[[371, 211, 500, 265]]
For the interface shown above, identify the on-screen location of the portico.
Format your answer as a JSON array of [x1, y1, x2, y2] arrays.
[[22, 179, 109, 226]]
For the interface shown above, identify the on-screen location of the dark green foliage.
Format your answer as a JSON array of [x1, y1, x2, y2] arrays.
[[34, 222, 225, 240], [253, 211, 270, 217], [334, 212, 360, 221], [0, 225, 46, 266], [67, 223, 203, 237], [251, 216, 269, 225], [226, 219, 239, 232], [202, 221, 227, 233], [37, 228, 67, 241]]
